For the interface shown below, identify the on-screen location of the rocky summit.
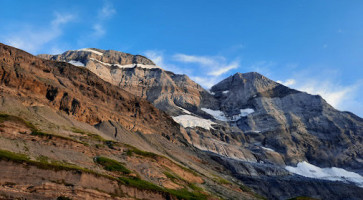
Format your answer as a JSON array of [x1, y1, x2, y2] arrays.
[[0, 43, 362, 200]]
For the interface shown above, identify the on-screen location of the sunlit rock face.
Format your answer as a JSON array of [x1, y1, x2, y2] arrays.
[[38, 47, 363, 199]]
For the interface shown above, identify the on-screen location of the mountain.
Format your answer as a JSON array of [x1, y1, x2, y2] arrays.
[[38, 49, 218, 116], [210, 72, 363, 169], [1, 43, 263, 200], [41, 48, 363, 168], [1, 44, 362, 199]]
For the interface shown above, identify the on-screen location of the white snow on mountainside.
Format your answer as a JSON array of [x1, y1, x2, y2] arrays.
[[90, 58, 160, 69], [285, 161, 363, 188], [230, 108, 254, 121], [68, 60, 85, 67], [172, 115, 215, 130], [201, 108, 228, 121], [77, 48, 103, 56], [201, 108, 254, 122]]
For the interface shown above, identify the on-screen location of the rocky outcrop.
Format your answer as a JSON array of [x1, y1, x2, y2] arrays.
[[0, 160, 169, 200], [210, 72, 363, 170], [0, 43, 181, 138], [38, 49, 218, 116]]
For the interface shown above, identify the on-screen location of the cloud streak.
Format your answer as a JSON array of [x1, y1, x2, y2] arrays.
[[3, 12, 74, 54], [91, 1, 116, 38], [173, 54, 239, 77], [144, 51, 240, 88], [277, 76, 363, 116]]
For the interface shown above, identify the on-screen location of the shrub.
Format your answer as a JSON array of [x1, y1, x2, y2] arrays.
[[94, 156, 131, 174]]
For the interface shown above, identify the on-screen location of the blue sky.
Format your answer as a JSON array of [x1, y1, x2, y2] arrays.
[[1, 0, 362, 116]]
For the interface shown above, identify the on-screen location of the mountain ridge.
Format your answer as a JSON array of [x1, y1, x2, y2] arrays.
[[2, 44, 361, 199]]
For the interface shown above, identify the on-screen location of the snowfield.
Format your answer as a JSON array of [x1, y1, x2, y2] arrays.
[[201, 108, 228, 121], [285, 161, 363, 188], [230, 108, 254, 121], [77, 48, 104, 56], [90, 58, 160, 69], [261, 146, 275, 152], [202, 107, 254, 122], [172, 115, 215, 130], [68, 60, 85, 67]]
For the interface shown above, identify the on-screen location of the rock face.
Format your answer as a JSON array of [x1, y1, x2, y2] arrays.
[[1, 43, 263, 200], [36, 46, 363, 199], [210, 72, 363, 170], [1, 44, 182, 138], [38, 49, 218, 116], [41, 49, 363, 170]]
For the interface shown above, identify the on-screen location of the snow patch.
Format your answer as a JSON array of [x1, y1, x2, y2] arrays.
[[90, 58, 160, 69], [176, 106, 191, 114], [230, 108, 254, 121], [68, 60, 85, 67], [286, 161, 363, 188], [77, 48, 103, 56], [172, 115, 215, 130], [201, 107, 255, 122], [201, 108, 228, 121], [222, 90, 229, 94], [207, 90, 215, 95], [261, 146, 275, 152]]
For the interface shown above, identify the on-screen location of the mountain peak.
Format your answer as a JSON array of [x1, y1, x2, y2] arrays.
[[211, 71, 277, 94], [39, 48, 156, 66]]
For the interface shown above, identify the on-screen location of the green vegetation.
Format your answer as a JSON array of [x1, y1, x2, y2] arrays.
[[214, 176, 232, 185], [36, 155, 49, 163], [70, 127, 88, 135], [94, 156, 131, 174], [0, 113, 87, 145], [71, 127, 113, 148], [0, 149, 92, 173], [164, 171, 181, 181], [187, 183, 203, 192], [0, 113, 37, 131], [124, 144, 158, 159], [31, 130, 88, 146], [118, 176, 208, 200], [0, 149, 29, 163], [0, 149, 209, 200], [166, 188, 207, 200], [164, 171, 204, 192], [118, 176, 163, 192]]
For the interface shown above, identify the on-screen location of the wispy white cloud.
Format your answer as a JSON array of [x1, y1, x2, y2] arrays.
[[144, 50, 188, 74], [144, 51, 240, 89], [98, 1, 116, 19], [92, 23, 106, 38], [190, 76, 222, 88], [90, 1, 116, 38], [208, 61, 239, 76], [173, 53, 240, 77], [173, 54, 217, 66], [277, 76, 363, 116], [249, 61, 363, 116], [277, 79, 296, 86], [3, 12, 74, 54]]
